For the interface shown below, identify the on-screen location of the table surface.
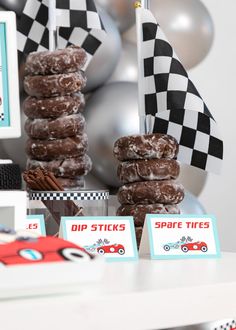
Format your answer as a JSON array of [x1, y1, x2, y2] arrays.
[[1, 252, 236, 330]]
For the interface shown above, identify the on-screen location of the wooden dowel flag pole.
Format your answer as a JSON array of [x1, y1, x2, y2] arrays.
[[48, 0, 57, 51]]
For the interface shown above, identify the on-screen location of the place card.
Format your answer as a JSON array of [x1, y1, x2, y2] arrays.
[[0, 191, 27, 230], [60, 216, 138, 261], [24, 215, 46, 236], [139, 214, 220, 259]]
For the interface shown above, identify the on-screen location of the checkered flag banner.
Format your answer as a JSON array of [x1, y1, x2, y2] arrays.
[[57, 25, 105, 69], [137, 8, 223, 173], [17, 0, 106, 66]]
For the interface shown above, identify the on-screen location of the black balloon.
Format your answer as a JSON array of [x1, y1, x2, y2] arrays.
[[0, 0, 26, 16]]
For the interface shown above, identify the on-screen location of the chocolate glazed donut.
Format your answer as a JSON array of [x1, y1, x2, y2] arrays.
[[24, 46, 87, 76], [23, 94, 85, 119], [118, 180, 185, 205], [117, 159, 180, 183], [26, 134, 88, 161], [114, 133, 179, 161], [24, 71, 87, 98], [25, 114, 86, 140], [117, 204, 180, 227], [27, 155, 92, 178]]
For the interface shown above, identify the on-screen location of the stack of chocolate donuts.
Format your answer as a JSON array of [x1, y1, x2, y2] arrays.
[[114, 133, 185, 246], [23, 46, 92, 189]]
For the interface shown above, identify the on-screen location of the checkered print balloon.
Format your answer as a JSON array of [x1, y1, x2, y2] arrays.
[[138, 8, 223, 173], [17, 0, 106, 66]]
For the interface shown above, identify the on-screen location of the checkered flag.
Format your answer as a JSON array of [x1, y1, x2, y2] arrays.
[[58, 25, 105, 69], [17, 0, 106, 66], [137, 8, 223, 173]]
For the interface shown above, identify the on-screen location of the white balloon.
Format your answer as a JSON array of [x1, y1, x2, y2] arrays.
[[123, 0, 214, 69], [108, 41, 138, 83]]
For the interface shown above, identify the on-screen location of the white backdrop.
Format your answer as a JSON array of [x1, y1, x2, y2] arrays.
[[190, 1, 236, 251]]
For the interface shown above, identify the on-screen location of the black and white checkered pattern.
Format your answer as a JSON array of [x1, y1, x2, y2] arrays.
[[17, 0, 106, 65], [139, 8, 223, 173], [154, 109, 223, 173], [17, 0, 50, 53], [58, 26, 105, 68], [56, 0, 104, 30], [30, 191, 109, 201]]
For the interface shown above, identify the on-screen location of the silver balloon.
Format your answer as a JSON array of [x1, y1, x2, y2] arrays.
[[1, 110, 27, 170], [85, 8, 122, 92], [108, 40, 138, 83], [123, 0, 214, 69], [179, 165, 208, 197], [179, 191, 206, 214], [95, 0, 135, 33], [85, 82, 139, 187], [0, 0, 26, 16]]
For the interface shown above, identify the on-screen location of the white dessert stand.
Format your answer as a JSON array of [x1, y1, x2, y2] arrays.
[[0, 190, 27, 230]]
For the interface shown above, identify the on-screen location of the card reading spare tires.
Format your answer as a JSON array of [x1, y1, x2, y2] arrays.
[[139, 214, 220, 260]]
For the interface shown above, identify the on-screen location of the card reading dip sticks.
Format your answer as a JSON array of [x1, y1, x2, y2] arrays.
[[60, 217, 138, 262]]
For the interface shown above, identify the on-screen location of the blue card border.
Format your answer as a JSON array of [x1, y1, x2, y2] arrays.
[[61, 216, 139, 262], [146, 214, 221, 260], [0, 22, 10, 127], [27, 215, 46, 236]]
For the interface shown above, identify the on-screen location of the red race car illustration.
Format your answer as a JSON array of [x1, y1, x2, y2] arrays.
[[0, 236, 94, 266], [97, 244, 125, 255], [181, 241, 208, 253]]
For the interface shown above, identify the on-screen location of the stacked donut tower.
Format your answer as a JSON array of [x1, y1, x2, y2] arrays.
[[23, 46, 92, 190], [114, 133, 185, 246]]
